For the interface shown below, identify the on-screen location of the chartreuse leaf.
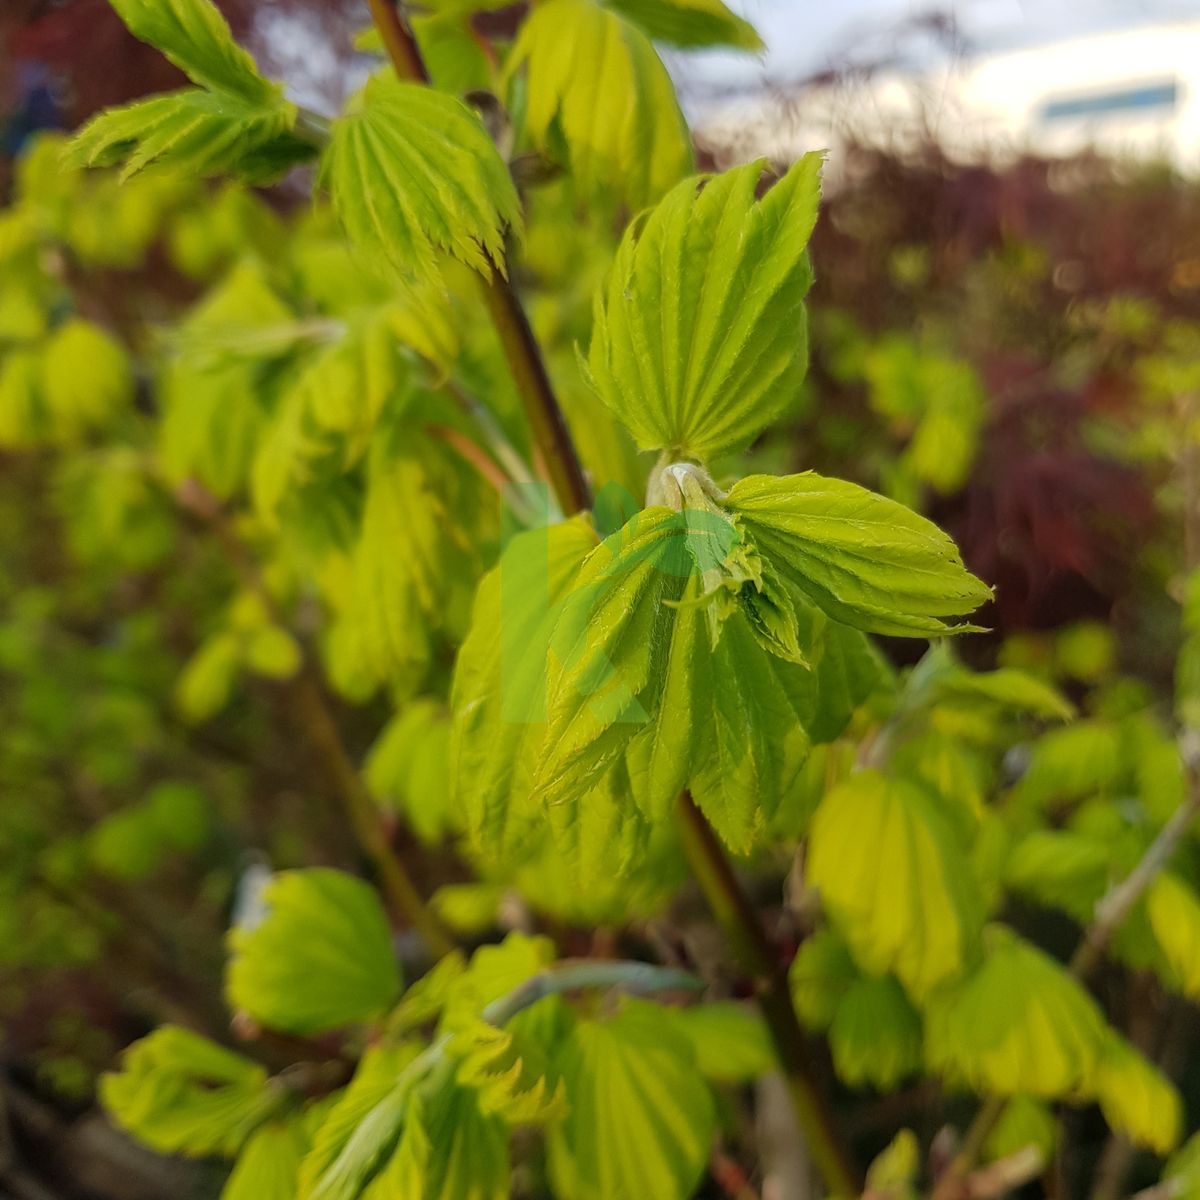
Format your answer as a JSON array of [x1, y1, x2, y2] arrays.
[[507, 0, 692, 208], [828, 976, 923, 1091], [933, 665, 1074, 721], [789, 929, 860, 1030], [1004, 829, 1111, 923], [0, 348, 45, 448], [661, 1002, 774, 1082], [1166, 1132, 1200, 1199], [299, 1043, 424, 1200], [321, 76, 520, 286], [447, 1017, 567, 1123], [108, 0, 277, 100], [605, 0, 763, 48], [588, 157, 820, 460], [925, 925, 1109, 1097], [101, 1027, 279, 1158], [983, 1096, 1058, 1165], [1147, 872, 1200, 998], [223, 1119, 310, 1200], [726, 473, 993, 636], [548, 999, 715, 1200], [366, 701, 454, 844], [808, 771, 983, 999], [40, 319, 133, 437], [382, 1078, 509, 1200], [227, 869, 401, 1035], [1096, 1033, 1182, 1153], [67, 89, 308, 184], [451, 517, 600, 856], [348, 421, 491, 693]]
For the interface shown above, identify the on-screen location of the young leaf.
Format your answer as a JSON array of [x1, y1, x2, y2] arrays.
[[385, 1079, 510, 1200], [227, 868, 401, 1035], [299, 1043, 424, 1200], [101, 1027, 278, 1158], [366, 701, 454, 845], [789, 928, 860, 1030], [321, 76, 521, 286], [41, 318, 133, 437], [807, 771, 984, 999], [1096, 1033, 1182, 1154], [108, 0, 278, 101], [588, 156, 820, 461], [447, 1017, 568, 1123], [1147, 872, 1200, 999], [828, 975, 923, 1091], [224, 1119, 310, 1200], [67, 89, 308, 183], [726, 472, 993, 635], [925, 925, 1109, 1097], [604, 0, 763, 49], [507, 0, 692, 208], [660, 1002, 774, 1083], [548, 1000, 715, 1200], [983, 1096, 1058, 1165]]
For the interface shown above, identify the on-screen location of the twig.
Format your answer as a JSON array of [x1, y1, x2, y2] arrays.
[[676, 792, 862, 1196]]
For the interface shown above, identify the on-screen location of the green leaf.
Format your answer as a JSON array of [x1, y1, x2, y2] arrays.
[[40, 319, 133, 437], [101, 1027, 278, 1158], [983, 1096, 1058, 1165], [934, 666, 1074, 721], [660, 1003, 774, 1082], [0, 348, 45, 448], [175, 631, 240, 723], [789, 929, 860, 1030], [108, 0, 278, 100], [865, 1130, 919, 1198], [366, 701, 454, 844], [548, 1000, 715, 1200], [227, 868, 401, 1035], [383, 1078, 510, 1200], [451, 516, 600, 856], [1165, 1131, 1200, 1200], [448, 1016, 567, 1123], [1147, 872, 1200, 999], [828, 975, 923, 1091], [67, 89, 308, 183], [1012, 720, 1126, 809], [223, 1119, 310, 1200], [1004, 829, 1111, 924], [588, 156, 820, 460], [321, 76, 520, 286], [726, 472, 993, 636], [807, 771, 983, 999], [1096, 1033, 1182, 1153], [508, 0, 692, 208], [604, 0, 763, 48], [348, 425, 489, 691], [925, 925, 1109, 1097], [299, 1043, 424, 1200]]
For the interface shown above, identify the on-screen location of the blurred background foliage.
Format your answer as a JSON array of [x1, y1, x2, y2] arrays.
[[4, 1, 1200, 1198]]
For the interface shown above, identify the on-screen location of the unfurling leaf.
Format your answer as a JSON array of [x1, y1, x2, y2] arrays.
[[223, 1119, 310, 1200], [448, 1017, 567, 1123], [588, 156, 821, 460], [321, 77, 521, 286], [227, 869, 401, 1035]]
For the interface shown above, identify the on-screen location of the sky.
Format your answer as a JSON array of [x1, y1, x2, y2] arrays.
[[674, 0, 1200, 106]]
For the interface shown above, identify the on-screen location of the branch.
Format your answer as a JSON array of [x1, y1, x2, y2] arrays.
[[366, 0, 592, 517], [676, 792, 862, 1196]]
